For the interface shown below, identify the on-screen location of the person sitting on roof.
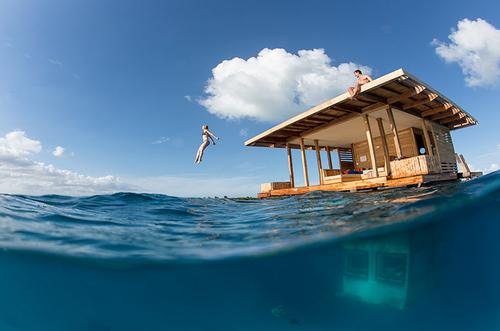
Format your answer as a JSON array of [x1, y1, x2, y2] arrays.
[[347, 69, 373, 99]]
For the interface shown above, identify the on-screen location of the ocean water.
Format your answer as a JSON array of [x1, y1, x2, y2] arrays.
[[0, 172, 499, 331]]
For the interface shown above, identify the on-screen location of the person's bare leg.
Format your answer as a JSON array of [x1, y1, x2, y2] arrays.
[[348, 87, 355, 97], [196, 141, 209, 164], [195, 143, 205, 163], [350, 84, 361, 99]]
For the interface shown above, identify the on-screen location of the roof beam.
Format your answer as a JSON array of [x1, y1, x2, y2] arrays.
[[356, 92, 387, 104], [387, 84, 426, 104], [402, 93, 439, 110], [310, 114, 338, 121], [440, 113, 465, 124], [361, 84, 427, 112], [421, 103, 453, 117], [330, 104, 362, 113], [431, 107, 461, 121]]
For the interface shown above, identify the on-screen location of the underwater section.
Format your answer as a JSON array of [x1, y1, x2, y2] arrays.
[[0, 172, 499, 330]]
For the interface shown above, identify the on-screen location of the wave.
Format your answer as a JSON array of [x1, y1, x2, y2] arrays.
[[0, 171, 499, 262]]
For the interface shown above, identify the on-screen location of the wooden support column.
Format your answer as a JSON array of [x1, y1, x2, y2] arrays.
[[376, 118, 391, 175], [314, 139, 323, 184], [363, 114, 379, 177], [299, 138, 310, 187], [386, 106, 403, 159], [326, 146, 333, 169], [286, 143, 295, 188], [421, 119, 434, 156]]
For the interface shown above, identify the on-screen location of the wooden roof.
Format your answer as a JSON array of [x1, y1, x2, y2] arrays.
[[245, 68, 477, 148]]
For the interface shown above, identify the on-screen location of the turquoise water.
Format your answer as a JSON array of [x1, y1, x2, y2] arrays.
[[0, 172, 499, 330]]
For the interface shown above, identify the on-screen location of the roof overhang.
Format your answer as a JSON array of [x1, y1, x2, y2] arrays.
[[245, 68, 477, 149]]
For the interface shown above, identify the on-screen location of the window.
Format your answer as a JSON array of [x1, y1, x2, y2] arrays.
[[414, 133, 427, 155], [344, 250, 369, 278], [376, 252, 407, 284]]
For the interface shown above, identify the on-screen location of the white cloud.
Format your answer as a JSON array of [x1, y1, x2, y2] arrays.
[[199, 48, 371, 122], [126, 175, 259, 197], [470, 163, 500, 174], [433, 18, 500, 87], [152, 136, 171, 145], [0, 130, 41, 157], [48, 58, 63, 66], [239, 128, 248, 137], [52, 146, 65, 157], [184, 95, 192, 102], [0, 131, 129, 195]]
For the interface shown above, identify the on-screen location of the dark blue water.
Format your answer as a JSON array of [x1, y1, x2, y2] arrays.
[[0, 172, 499, 330]]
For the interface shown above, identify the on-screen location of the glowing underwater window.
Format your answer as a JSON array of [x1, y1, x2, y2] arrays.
[[344, 250, 369, 278], [376, 252, 407, 285]]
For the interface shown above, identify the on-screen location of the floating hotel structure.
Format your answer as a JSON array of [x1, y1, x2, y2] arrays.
[[245, 68, 479, 198]]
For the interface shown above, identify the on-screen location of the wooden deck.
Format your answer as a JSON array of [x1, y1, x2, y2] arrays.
[[257, 173, 457, 198]]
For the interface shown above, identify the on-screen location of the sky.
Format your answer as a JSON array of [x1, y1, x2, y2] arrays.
[[0, 0, 499, 197]]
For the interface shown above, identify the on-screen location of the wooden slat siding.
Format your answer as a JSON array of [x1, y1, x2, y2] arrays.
[[421, 119, 434, 156], [286, 143, 295, 188], [387, 106, 403, 158], [300, 138, 310, 186], [410, 127, 419, 156], [429, 122, 442, 171], [352, 128, 418, 169], [314, 139, 323, 184], [377, 118, 391, 175], [326, 146, 333, 169], [390, 155, 441, 179], [431, 123, 457, 173], [339, 148, 354, 171], [363, 114, 379, 177]]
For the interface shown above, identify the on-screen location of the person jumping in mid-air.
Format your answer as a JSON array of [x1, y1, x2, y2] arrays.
[[195, 125, 220, 164], [347, 69, 373, 99]]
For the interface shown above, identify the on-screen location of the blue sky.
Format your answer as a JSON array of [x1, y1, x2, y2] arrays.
[[0, 0, 499, 196]]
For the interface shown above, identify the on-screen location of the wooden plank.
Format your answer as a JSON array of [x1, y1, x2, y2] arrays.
[[429, 123, 442, 171], [326, 146, 333, 169], [300, 138, 309, 187], [440, 113, 465, 124], [421, 103, 453, 117], [286, 143, 295, 188], [431, 107, 460, 121], [376, 118, 391, 175], [402, 93, 438, 110], [387, 84, 426, 104], [421, 119, 434, 156], [386, 106, 403, 158], [295, 112, 359, 138], [331, 105, 362, 113], [314, 139, 323, 184], [363, 114, 379, 177], [410, 127, 419, 156]]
